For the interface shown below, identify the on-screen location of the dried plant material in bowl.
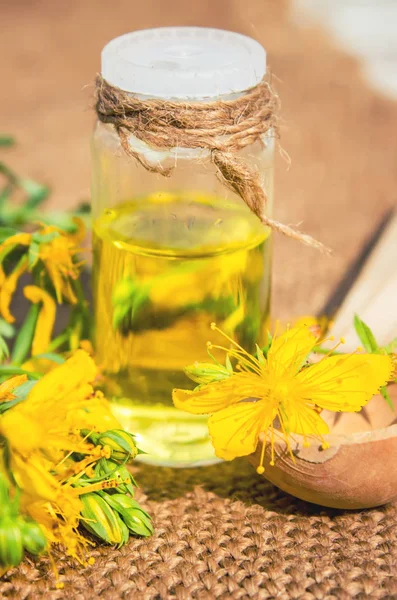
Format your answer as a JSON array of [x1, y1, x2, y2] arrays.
[[249, 385, 397, 509]]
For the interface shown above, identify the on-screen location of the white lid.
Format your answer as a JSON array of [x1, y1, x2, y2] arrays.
[[101, 27, 266, 99]]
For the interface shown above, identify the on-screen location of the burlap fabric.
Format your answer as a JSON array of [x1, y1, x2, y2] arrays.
[[2, 460, 397, 598], [2, 0, 397, 597]]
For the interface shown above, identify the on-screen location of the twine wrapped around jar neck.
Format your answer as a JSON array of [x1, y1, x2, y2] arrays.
[[95, 75, 329, 253]]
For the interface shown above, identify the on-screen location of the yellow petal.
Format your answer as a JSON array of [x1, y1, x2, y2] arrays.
[[0, 410, 42, 453], [43, 262, 63, 303], [173, 372, 262, 415], [23, 285, 56, 356], [0, 233, 31, 253], [10, 453, 59, 502], [280, 399, 330, 437], [0, 257, 29, 323], [296, 353, 393, 411], [208, 401, 267, 460], [63, 277, 78, 304], [0, 266, 5, 288], [69, 392, 121, 432], [267, 326, 317, 376], [26, 350, 97, 409]]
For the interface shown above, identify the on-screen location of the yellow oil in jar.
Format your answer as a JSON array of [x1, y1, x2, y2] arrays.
[[93, 191, 271, 466]]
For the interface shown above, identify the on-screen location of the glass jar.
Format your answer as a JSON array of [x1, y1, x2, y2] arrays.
[[91, 27, 274, 467]]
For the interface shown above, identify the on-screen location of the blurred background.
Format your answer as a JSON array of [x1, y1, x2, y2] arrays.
[[1, 0, 396, 319]]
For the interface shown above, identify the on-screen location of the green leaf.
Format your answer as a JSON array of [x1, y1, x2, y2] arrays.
[[0, 136, 15, 147], [262, 331, 273, 358], [19, 179, 50, 209], [11, 303, 40, 365], [12, 380, 37, 399], [0, 397, 24, 414], [255, 343, 266, 366], [0, 336, 9, 361], [0, 381, 37, 414], [353, 314, 379, 354], [0, 366, 41, 379], [28, 240, 40, 268], [382, 336, 397, 355], [380, 386, 394, 410], [225, 354, 233, 373]]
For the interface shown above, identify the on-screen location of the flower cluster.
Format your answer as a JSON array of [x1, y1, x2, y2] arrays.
[[0, 350, 152, 583], [0, 219, 90, 369]]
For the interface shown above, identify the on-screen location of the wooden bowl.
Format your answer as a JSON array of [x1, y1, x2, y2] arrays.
[[249, 386, 397, 509]]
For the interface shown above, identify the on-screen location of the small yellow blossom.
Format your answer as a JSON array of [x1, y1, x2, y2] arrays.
[[0, 219, 85, 323], [37, 220, 85, 304], [173, 325, 393, 472], [0, 350, 120, 561]]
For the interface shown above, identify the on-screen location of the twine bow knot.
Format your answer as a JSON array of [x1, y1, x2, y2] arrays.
[[95, 75, 328, 252]]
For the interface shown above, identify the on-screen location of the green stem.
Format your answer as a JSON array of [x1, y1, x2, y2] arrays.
[[11, 303, 40, 365]]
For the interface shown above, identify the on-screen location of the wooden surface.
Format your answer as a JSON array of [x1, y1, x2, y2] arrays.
[[2, 0, 397, 321], [328, 212, 397, 350]]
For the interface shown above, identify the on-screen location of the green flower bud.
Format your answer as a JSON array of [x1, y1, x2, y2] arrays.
[[0, 476, 12, 518], [101, 493, 153, 538], [94, 459, 137, 495], [80, 492, 129, 547], [0, 517, 23, 568], [184, 361, 231, 384], [96, 430, 138, 463], [19, 518, 47, 555]]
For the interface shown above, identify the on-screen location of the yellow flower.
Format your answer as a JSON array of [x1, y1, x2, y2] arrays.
[[0, 350, 120, 560], [23, 286, 56, 356], [37, 220, 85, 304], [0, 350, 118, 455], [0, 219, 84, 323], [0, 233, 31, 288], [173, 324, 393, 473]]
